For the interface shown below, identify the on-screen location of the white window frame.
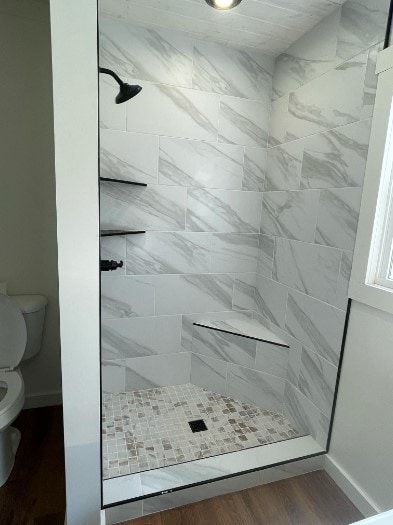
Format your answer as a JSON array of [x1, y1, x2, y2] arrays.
[[350, 46, 393, 315]]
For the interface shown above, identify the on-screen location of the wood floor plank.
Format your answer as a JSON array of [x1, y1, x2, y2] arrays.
[[122, 471, 363, 525], [0, 406, 66, 525], [126, 514, 163, 525]]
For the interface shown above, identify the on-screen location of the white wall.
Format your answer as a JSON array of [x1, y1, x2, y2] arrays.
[[328, 300, 393, 515], [0, 0, 61, 404], [50, 0, 101, 523]]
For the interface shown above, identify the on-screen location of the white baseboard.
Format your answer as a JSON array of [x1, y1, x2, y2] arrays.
[[325, 455, 380, 518], [23, 390, 63, 409]]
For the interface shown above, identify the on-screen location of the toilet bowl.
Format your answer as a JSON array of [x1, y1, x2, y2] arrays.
[[0, 293, 47, 487]]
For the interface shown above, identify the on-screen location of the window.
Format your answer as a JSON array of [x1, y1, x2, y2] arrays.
[[350, 46, 393, 315], [373, 96, 393, 290]]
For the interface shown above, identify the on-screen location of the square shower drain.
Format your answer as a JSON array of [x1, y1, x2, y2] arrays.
[[188, 419, 208, 433]]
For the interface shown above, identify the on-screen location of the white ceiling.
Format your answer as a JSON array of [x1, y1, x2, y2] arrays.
[[99, 0, 348, 56]]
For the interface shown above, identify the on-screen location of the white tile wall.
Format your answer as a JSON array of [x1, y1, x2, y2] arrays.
[[100, 0, 385, 460]]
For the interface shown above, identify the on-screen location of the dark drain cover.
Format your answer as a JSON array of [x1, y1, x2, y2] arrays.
[[189, 419, 208, 433]]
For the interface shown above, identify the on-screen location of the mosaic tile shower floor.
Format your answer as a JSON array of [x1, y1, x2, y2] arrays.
[[102, 383, 300, 480]]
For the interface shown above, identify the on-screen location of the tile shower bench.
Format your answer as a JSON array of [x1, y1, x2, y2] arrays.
[[192, 317, 289, 348]]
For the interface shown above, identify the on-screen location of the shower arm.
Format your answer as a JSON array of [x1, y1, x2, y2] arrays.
[[99, 67, 124, 86]]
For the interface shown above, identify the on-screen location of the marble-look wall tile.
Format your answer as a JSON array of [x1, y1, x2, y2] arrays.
[[100, 182, 187, 232], [300, 119, 372, 189], [101, 276, 155, 319], [285, 290, 346, 366], [99, 0, 128, 20], [286, 337, 303, 387], [105, 500, 143, 525], [159, 137, 243, 190], [192, 325, 257, 369], [226, 364, 286, 413], [252, 313, 304, 388], [336, 0, 389, 62], [218, 96, 269, 148], [102, 360, 126, 394], [101, 315, 182, 360], [284, 383, 329, 448], [125, 353, 191, 391], [257, 235, 275, 278], [287, 53, 367, 141], [190, 353, 227, 396], [273, 9, 341, 99], [126, 81, 219, 142], [186, 188, 262, 233], [181, 311, 252, 352], [126, 232, 210, 275], [192, 41, 273, 103], [334, 250, 353, 311], [100, 76, 126, 131], [100, 130, 158, 184], [268, 96, 289, 147], [141, 274, 234, 316], [100, 19, 194, 87], [242, 147, 266, 192], [273, 238, 342, 305], [362, 43, 381, 120], [100, 236, 126, 275], [265, 141, 304, 191], [210, 233, 258, 273], [263, 456, 324, 484], [315, 187, 363, 250], [298, 346, 338, 416], [233, 273, 257, 312], [255, 275, 288, 328], [255, 342, 289, 379], [260, 190, 320, 242]]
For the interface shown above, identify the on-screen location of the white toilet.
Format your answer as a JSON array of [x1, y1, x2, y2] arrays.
[[0, 293, 47, 487]]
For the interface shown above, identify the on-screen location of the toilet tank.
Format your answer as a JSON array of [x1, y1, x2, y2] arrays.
[[11, 295, 48, 361]]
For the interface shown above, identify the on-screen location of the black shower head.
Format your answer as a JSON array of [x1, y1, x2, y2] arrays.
[[115, 83, 142, 104], [99, 67, 142, 104]]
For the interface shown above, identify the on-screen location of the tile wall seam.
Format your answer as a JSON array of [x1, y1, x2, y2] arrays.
[[121, 71, 273, 105], [273, 37, 381, 102], [190, 347, 286, 384], [256, 271, 348, 314], [287, 381, 330, 421], [300, 344, 339, 373], [270, 263, 346, 311]]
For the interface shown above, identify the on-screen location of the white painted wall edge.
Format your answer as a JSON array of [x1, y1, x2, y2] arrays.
[[23, 390, 62, 410], [350, 511, 393, 524], [325, 456, 380, 518], [49, 0, 101, 523]]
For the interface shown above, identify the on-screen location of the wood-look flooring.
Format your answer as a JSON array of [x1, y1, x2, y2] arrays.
[[0, 406, 66, 525], [124, 470, 363, 525]]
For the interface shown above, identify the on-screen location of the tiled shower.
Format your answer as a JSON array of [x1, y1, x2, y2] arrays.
[[99, 0, 388, 500]]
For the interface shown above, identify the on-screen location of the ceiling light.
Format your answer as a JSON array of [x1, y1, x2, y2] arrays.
[[205, 0, 243, 10]]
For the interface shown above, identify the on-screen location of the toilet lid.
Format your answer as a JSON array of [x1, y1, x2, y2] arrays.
[[0, 294, 27, 369]]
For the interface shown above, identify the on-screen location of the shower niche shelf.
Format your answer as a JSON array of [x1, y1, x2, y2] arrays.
[[100, 230, 145, 237], [100, 176, 147, 187], [193, 317, 289, 348]]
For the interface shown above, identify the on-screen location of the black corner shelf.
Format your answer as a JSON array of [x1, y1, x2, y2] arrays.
[[100, 230, 146, 237], [100, 177, 147, 187]]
